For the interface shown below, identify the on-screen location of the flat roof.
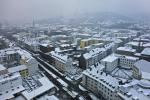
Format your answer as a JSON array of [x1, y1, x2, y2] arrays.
[[141, 48, 150, 56], [8, 65, 27, 73], [134, 60, 150, 73], [117, 47, 136, 52], [22, 77, 55, 100], [0, 64, 6, 71], [102, 54, 118, 62]]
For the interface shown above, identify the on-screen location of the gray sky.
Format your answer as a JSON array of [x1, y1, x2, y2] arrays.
[[0, 0, 150, 23]]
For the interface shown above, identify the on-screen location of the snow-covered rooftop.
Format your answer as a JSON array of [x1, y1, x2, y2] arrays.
[[116, 54, 139, 60], [83, 63, 119, 91], [141, 48, 150, 56], [51, 51, 70, 63], [117, 47, 136, 52], [0, 85, 25, 100], [0, 48, 17, 57], [102, 54, 118, 62], [22, 77, 55, 100], [83, 47, 106, 59], [0, 72, 21, 82], [8, 65, 27, 73], [134, 60, 150, 73], [119, 80, 150, 100]]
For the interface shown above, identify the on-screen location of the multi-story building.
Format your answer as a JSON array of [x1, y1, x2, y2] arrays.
[[135, 47, 150, 61], [116, 46, 136, 57], [0, 48, 21, 67], [117, 79, 150, 100], [79, 48, 107, 69], [8, 65, 28, 77], [117, 54, 139, 69], [133, 60, 150, 80], [101, 54, 119, 73], [80, 38, 105, 48], [0, 71, 24, 100], [16, 47, 39, 75], [50, 51, 72, 74], [24, 40, 40, 52], [82, 63, 150, 100], [101, 54, 139, 72], [82, 63, 120, 100]]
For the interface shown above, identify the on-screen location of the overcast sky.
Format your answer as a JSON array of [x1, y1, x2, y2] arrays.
[[0, 0, 150, 23]]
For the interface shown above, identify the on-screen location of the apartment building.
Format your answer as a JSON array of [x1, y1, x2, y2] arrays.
[[82, 63, 120, 100], [117, 55, 139, 69], [80, 38, 104, 48], [133, 60, 150, 80], [79, 48, 107, 69], [50, 51, 72, 74], [101, 54, 119, 72], [0, 72, 25, 100], [82, 63, 150, 100], [0, 48, 21, 67]]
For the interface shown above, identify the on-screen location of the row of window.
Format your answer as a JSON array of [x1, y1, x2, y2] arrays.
[[0, 86, 20, 96]]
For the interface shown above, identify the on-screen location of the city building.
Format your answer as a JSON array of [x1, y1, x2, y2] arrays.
[[0, 48, 21, 67], [117, 54, 139, 69], [101, 54, 119, 73], [133, 60, 150, 80], [82, 63, 150, 100], [140, 48, 150, 61], [79, 48, 106, 69], [22, 77, 57, 100], [50, 51, 73, 74], [80, 38, 105, 48], [8, 65, 28, 77], [118, 80, 150, 100], [82, 63, 120, 100], [39, 43, 54, 53], [116, 46, 136, 56], [0, 72, 25, 100]]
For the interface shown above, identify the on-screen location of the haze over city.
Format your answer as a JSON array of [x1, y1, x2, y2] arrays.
[[0, 0, 150, 100], [0, 0, 150, 23]]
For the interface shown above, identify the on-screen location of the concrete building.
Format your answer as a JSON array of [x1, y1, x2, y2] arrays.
[[79, 48, 107, 69], [22, 77, 57, 100], [80, 38, 105, 48], [82, 63, 150, 100], [140, 48, 150, 61], [118, 80, 150, 100], [133, 60, 150, 80], [0, 48, 21, 67], [82, 63, 120, 100], [117, 55, 139, 69], [50, 51, 72, 74], [8, 65, 28, 77], [101, 54, 119, 73], [116, 47, 136, 57], [0, 72, 24, 100], [16, 47, 39, 75]]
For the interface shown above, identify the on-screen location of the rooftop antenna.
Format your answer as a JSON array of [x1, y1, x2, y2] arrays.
[[137, 37, 142, 53], [99, 22, 101, 37], [32, 18, 35, 28]]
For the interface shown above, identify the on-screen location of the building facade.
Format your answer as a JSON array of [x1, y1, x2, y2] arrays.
[[50, 51, 72, 74]]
